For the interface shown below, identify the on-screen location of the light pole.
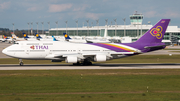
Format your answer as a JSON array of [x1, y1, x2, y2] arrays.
[[86, 20, 89, 36], [96, 19, 99, 36], [27, 23, 30, 35], [31, 22, 33, 35], [36, 22, 38, 34], [105, 19, 108, 36], [123, 18, 126, 37], [41, 22, 44, 35], [47, 22, 50, 36], [65, 21, 68, 34], [91, 22, 93, 27], [105, 19, 108, 26], [12, 23, 14, 34], [75, 20, 78, 36], [55, 21, 58, 36], [137, 17, 139, 38], [114, 18, 117, 36]]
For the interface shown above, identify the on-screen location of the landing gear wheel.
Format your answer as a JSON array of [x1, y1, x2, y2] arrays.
[[88, 62, 92, 65], [20, 62, 24, 66], [19, 59, 24, 66], [82, 60, 92, 66]]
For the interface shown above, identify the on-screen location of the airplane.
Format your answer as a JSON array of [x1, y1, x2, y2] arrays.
[[63, 33, 87, 43], [0, 35, 7, 42], [52, 36, 58, 41], [2, 19, 170, 66], [35, 33, 42, 40], [35, 33, 61, 41], [0, 35, 14, 43], [12, 33, 37, 41], [63, 33, 112, 43], [11, 33, 26, 41]]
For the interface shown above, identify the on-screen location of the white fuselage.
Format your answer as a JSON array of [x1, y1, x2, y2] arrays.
[[2, 41, 138, 62]]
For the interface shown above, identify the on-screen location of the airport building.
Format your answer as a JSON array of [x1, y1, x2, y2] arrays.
[[48, 12, 180, 44]]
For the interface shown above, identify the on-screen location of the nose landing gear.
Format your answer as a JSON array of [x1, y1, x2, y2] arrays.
[[19, 59, 24, 66]]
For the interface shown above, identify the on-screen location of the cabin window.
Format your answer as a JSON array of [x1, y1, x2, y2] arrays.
[[82, 50, 100, 51], [7, 50, 24, 52], [30, 50, 45, 52], [50, 50, 67, 52], [43, 43, 53, 45], [27, 43, 39, 45]]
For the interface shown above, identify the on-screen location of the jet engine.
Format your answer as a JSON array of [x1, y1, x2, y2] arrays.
[[94, 55, 107, 62], [65, 56, 77, 63]]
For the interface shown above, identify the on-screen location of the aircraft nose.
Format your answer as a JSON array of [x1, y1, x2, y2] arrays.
[[2, 48, 7, 55]]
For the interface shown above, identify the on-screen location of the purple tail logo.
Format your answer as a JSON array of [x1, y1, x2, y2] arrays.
[[150, 26, 163, 39]]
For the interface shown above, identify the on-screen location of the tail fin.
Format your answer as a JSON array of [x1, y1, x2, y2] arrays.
[[52, 36, 58, 41], [3, 35, 9, 39], [23, 33, 29, 39], [136, 19, 170, 43], [63, 33, 71, 40], [3, 35, 5, 39], [11, 32, 17, 38], [35, 33, 42, 39]]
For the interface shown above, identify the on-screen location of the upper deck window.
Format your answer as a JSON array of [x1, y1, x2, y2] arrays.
[[27, 43, 39, 45], [43, 43, 53, 45]]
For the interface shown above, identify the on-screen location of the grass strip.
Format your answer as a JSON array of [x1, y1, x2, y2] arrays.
[[0, 69, 180, 101]]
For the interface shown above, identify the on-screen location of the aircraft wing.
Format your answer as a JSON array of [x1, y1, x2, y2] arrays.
[[45, 51, 136, 60], [82, 52, 135, 56]]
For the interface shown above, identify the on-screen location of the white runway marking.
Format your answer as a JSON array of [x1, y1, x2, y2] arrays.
[[0, 64, 180, 70]]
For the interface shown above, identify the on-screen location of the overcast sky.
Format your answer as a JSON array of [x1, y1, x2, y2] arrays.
[[0, 0, 180, 30]]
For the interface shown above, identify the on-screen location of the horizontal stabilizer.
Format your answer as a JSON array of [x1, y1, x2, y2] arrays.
[[86, 40, 93, 43], [144, 45, 167, 49]]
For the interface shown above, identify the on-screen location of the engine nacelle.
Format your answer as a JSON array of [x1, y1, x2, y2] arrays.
[[94, 55, 107, 62], [65, 56, 77, 63]]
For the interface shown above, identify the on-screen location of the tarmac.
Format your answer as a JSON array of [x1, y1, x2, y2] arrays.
[[0, 63, 180, 70]]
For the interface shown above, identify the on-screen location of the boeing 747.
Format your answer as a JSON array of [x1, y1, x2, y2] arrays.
[[2, 19, 170, 65]]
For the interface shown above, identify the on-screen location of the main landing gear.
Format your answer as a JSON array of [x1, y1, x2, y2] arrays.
[[73, 59, 92, 66], [19, 59, 24, 66]]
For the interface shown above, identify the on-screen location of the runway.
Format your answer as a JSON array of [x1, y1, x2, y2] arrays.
[[0, 63, 180, 70]]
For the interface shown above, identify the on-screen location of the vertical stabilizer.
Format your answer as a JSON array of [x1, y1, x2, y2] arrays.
[[35, 33, 42, 39], [52, 36, 58, 41], [136, 19, 170, 43], [11, 32, 17, 38], [23, 33, 29, 39], [63, 33, 71, 40]]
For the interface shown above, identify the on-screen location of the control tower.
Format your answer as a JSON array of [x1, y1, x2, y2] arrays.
[[130, 11, 143, 25]]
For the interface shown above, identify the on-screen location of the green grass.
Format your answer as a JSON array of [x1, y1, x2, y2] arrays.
[[1, 55, 180, 64], [0, 69, 180, 101]]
